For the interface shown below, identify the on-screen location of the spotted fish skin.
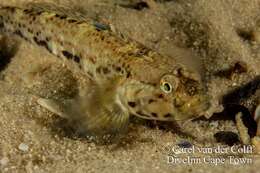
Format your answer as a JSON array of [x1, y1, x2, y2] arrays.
[[0, 4, 210, 122]]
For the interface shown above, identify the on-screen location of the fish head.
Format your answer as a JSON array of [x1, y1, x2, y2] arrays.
[[120, 67, 210, 121]]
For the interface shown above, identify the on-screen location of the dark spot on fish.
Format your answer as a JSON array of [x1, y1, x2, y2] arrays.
[[151, 112, 158, 117], [102, 67, 110, 74], [126, 71, 131, 78], [55, 14, 67, 19], [27, 28, 33, 33], [148, 99, 155, 104], [23, 9, 29, 13], [23, 9, 34, 15], [62, 50, 74, 60], [115, 66, 122, 72], [164, 113, 172, 118], [128, 102, 136, 108], [33, 36, 38, 43], [38, 40, 48, 49], [36, 11, 43, 15], [74, 55, 80, 63], [122, 62, 126, 68], [3, 6, 15, 13], [96, 67, 102, 74], [14, 30, 23, 38], [33, 37, 49, 52], [126, 64, 131, 69], [96, 66, 110, 74], [60, 16, 67, 19], [10, 7, 16, 13], [68, 19, 77, 23], [157, 94, 164, 99]]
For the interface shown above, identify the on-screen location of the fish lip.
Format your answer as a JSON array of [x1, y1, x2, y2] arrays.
[[173, 96, 211, 120]]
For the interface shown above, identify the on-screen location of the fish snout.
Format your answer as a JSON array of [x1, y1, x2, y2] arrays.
[[173, 94, 211, 120]]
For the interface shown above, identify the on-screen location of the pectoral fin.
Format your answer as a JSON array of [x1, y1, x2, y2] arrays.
[[82, 103, 130, 137], [37, 98, 73, 119], [37, 75, 129, 142]]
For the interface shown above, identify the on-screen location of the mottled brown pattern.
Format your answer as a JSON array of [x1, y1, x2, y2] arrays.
[[0, 3, 210, 122]]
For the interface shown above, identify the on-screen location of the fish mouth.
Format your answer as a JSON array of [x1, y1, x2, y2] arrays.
[[173, 95, 211, 121]]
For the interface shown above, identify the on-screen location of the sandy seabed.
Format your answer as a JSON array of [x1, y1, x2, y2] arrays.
[[0, 0, 260, 172]]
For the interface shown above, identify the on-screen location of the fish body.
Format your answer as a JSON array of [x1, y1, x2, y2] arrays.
[[0, 3, 210, 137]]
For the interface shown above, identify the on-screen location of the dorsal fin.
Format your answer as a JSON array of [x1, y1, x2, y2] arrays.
[[25, 2, 111, 31]]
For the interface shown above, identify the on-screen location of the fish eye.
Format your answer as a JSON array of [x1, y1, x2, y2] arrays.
[[161, 82, 172, 93], [160, 74, 179, 94]]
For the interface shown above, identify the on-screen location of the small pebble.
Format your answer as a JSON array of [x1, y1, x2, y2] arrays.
[[18, 143, 29, 152], [0, 157, 9, 166], [177, 140, 193, 148]]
